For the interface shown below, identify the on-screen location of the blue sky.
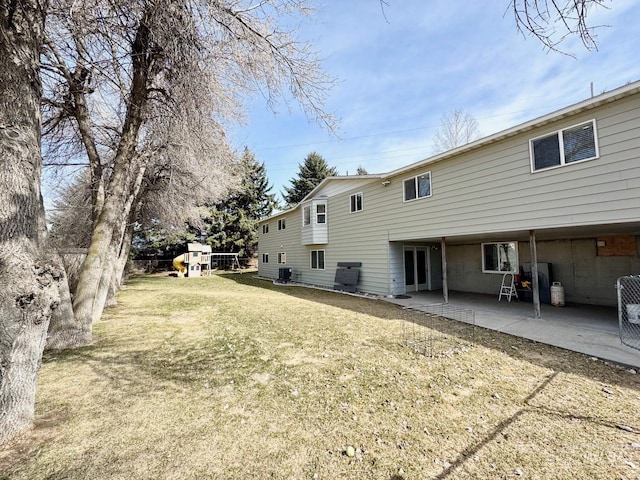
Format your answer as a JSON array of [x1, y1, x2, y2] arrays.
[[231, 0, 640, 203]]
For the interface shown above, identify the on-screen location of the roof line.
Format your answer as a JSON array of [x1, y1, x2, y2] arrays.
[[383, 79, 640, 179]]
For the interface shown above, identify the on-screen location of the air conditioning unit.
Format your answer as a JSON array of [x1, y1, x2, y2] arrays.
[[278, 267, 292, 282]]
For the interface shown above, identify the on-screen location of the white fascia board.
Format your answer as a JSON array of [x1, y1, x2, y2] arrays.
[[259, 205, 298, 223], [299, 174, 384, 203]]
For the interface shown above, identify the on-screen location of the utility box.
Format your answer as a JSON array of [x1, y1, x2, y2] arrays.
[[278, 267, 292, 283]]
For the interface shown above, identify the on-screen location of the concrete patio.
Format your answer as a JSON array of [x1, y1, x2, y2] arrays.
[[382, 290, 640, 368]]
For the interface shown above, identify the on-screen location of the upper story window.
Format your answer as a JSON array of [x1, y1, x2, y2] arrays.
[[278, 218, 286, 230], [350, 192, 363, 213], [262, 224, 269, 234], [316, 204, 326, 224], [403, 172, 431, 202], [303, 206, 311, 226], [530, 120, 598, 172], [482, 242, 518, 274], [302, 201, 327, 226], [277, 252, 286, 264]]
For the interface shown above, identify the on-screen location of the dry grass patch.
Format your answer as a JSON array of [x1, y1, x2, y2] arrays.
[[1, 272, 639, 479]]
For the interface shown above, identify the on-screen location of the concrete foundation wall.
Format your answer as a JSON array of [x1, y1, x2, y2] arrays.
[[447, 238, 640, 306]]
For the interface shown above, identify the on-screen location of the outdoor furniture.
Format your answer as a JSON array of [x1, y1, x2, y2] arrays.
[[334, 262, 361, 293]]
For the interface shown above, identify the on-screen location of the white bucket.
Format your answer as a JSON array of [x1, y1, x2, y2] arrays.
[[627, 304, 640, 324], [550, 282, 565, 307]]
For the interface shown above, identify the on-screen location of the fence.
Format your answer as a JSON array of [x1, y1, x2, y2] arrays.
[[132, 257, 253, 274], [617, 276, 640, 351], [400, 303, 475, 358]]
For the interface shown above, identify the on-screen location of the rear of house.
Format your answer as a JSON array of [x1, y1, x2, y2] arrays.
[[258, 81, 640, 307]]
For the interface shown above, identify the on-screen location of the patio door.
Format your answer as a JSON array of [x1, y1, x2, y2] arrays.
[[404, 246, 442, 292], [404, 247, 428, 292]]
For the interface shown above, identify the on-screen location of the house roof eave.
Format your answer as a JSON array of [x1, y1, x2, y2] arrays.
[[383, 80, 640, 180]]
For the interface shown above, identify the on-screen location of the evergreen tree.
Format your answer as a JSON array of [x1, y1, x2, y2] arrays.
[[205, 148, 278, 259], [282, 152, 338, 206]]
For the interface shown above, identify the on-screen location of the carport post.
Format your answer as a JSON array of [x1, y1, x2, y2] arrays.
[[441, 237, 449, 304], [529, 230, 541, 318]]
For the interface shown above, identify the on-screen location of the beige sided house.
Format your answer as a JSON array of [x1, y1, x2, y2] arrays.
[[258, 80, 640, 309]]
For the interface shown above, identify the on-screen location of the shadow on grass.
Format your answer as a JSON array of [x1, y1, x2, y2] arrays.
[[19, 272, 638, 480], [42, 337, 259, 395], [219, 272, 640, 391]]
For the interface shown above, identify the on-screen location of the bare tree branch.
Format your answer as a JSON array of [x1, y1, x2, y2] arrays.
[[433, 110, 480, 154], [510, 0, 610, 56]]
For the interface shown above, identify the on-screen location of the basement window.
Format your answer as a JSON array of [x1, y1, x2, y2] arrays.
[[310, 250, 325, 270], [482, 242, 518, 273]]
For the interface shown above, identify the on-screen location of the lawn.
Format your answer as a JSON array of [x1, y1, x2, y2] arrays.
[[2, 272, 639, 479]]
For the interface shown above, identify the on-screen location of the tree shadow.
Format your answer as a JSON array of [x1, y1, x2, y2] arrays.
[[19, 272, 638, 480]]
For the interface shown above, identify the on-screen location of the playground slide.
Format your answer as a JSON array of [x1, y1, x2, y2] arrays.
[[173, 254, 187, 276]]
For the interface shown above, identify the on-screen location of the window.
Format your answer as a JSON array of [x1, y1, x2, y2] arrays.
[[278, 218, 286, 230], [192, 252, 199, 258], [350, 192, 363, 212], [530, 120, 598, 172], [403, 172, 431, 202], [482, 242, 518, 273], [310, 250, 325, 270], [316, 204, 326, 224], [303, 206, 311, 226], [277, 252, 286, 264], [262, 224, 269, 234], [262, 253, 269, 263]]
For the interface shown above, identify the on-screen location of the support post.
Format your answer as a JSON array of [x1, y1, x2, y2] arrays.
[[441, 237, 449, 305], [529, 230, 541, 319]]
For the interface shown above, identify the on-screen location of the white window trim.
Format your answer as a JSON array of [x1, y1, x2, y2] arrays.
[[316, 202, 327, 224], [262, 253, 269, 263], [481, 242, 519, 274], [302, 205, 311, 227], [402, 171, 432, 202], [277, 252, 286, 264], [277, 218, 286, 230], [310, 249, 325, 270], [529, 119, 599, 173], [262, 224, 269, 234], [350, 192, 363, 213]]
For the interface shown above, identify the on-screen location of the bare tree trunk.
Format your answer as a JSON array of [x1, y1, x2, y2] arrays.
[[72, 170, 131, 337], [115, 221, 135, 286], [0, 0, 62, 444], [45, 255, 90, 350], [71, 15, 159, 336]]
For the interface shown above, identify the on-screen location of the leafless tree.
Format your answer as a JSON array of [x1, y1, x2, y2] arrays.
[[40, 0, 336, 347], [432, 109, 480, 154], [0, 0, 64, 444], [510, 0, 609, 55]]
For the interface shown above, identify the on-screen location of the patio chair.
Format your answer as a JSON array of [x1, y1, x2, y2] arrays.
[[498, 272, 519, 302]]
